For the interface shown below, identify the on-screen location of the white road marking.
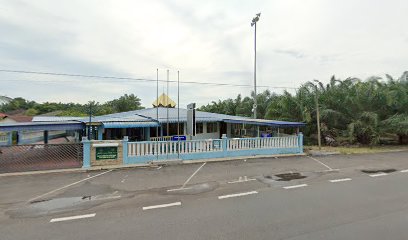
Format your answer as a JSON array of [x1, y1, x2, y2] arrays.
[[157, 166, 163, 170], [93, 195, 121, 201], [181, 162, 207, 189], [142, 202, 181, 210], [306, 156, 334, 171], [369, 173, 388, 177], [120, 175, 128, 183], [167, 187, 193, 192], [400, 169, 408, 173], [218, 191, 258, 199], [283, 184, 308, 189], [50, 213, 96, 223], [323, 169, 340, 172], [28, 170, 113, 203], [329, 178, 352, 183], [227, 176, 256, 184]]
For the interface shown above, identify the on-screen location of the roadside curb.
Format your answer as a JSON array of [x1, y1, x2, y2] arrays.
[[0, 163, 152, 177], [306, 148, 408, 156], [0, 153, 306, 177], [307, 151, 341, 156], [182, 153, 306, 164]]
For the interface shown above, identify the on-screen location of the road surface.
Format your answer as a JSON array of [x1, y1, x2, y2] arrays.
[[1, 151, 408, 239]]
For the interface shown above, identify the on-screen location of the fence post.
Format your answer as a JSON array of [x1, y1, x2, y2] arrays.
[[97, 126, 103, 140], [122, 136, 129, 164], [222, 134, 228, 157], [298, 132, 304, 153], [7, 132, 12, 146], [82, 137, 91, 168]]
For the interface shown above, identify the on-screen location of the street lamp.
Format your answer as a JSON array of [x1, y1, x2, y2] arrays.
[[313, 80, 322, 150], [251, 12, 261, 119]]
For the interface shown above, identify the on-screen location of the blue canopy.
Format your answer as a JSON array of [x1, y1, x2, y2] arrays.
[[0, 122, 84, 131], [223, 119, 305, 128]]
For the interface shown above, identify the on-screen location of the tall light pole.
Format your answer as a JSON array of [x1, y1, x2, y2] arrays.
[[251, 12, 261, 120], [313, 80, 322, 150]]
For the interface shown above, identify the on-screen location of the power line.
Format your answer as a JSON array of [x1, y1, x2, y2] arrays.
[[0, 69, 298, 90]]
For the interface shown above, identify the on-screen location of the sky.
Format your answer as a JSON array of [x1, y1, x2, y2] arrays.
[[0, 0, 407, 108]]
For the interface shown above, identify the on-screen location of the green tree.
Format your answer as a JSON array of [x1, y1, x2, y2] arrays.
[[107, 94, 144, 113], [200, 71, 408, 145]]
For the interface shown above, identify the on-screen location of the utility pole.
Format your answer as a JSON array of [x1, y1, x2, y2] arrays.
[[156, 69, 159, 138], [251, 13, 260, 120], [177, 70, 180, 159], [314, 86, 322, 150], [166, 69, 169, 137]]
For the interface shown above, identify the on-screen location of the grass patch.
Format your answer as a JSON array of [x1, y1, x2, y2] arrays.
[[306, 145, 408, 155]]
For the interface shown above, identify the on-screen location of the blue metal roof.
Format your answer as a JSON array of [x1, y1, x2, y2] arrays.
[[90, 107, 304, 128], [102, 121, 159, 128], [0, 122, 84, 131], [223, 119, 305, 128], [32, 116, 84, 122], [90, 111, 150, 123], [5, 107, 304, 130], [91, 107, 248, 124]]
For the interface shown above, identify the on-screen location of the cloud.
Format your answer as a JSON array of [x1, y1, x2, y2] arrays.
[[273, 49, 306, 59], [0, 0, 408, 108]]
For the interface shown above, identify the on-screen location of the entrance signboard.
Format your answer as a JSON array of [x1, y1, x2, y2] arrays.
[[96, 147, 118, 160], [171, 135, 187, 141]]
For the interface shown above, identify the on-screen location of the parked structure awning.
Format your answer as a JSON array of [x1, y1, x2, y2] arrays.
[[0, 122, 84, 131], [223, 119, 305, 128]]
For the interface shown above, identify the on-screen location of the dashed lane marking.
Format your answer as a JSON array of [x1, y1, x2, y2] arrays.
[[283, 184, 308, 189], [167, 187, 193, 192], [400, 169, 408, 173], [50, 213, 96, 223], [142, 202, 182, 210], [218, 191, 258, 199], [329, 178, 352, 183], [369, 173, 388, 177]]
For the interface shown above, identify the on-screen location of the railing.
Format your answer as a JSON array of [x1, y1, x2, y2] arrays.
[[150, 136, 173, 141], [0, 134, 8, 143], [227, 136, 298, 150], [0, 143, 83, 173], [128, 139, 222, 157]]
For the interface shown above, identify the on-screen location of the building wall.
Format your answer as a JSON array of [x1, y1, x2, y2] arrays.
[[227, 123, 232, 138], [192, 122, 220, 140], [89, 140, 123, 167]]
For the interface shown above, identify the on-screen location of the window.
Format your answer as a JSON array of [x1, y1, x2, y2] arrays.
[[169, 123, 183, 136], [207, 122, 217, 133], [196, 123, 203, 134]]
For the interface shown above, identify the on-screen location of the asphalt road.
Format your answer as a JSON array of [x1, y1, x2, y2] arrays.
[[1, 151, 408, 240]]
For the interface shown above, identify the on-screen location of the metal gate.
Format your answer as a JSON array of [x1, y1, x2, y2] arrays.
[[0, 143, 83, 173]]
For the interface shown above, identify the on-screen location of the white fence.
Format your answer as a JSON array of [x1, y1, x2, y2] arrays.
[[227, 136, 298, 151], [0, 134, 8, 144], [128, 139, 222, 157], [128, 136, 300, 158]]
